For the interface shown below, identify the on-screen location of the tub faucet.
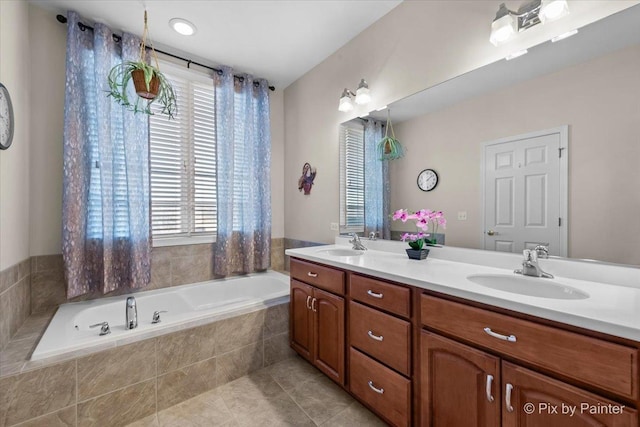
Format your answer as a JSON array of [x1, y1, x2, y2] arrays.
[[126, 297, 138, 329], [514, 248, 554, 279], [350, 233, 367, 251]]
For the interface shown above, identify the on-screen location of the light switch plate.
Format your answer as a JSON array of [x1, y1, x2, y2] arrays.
[[457, 211, 468, 221], [330, 222, 339, 231]]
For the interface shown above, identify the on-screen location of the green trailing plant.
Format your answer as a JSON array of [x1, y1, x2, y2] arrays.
[[107, 60, 177, 119], [106, 11, 177, 119], [377, 109, 405, 161]]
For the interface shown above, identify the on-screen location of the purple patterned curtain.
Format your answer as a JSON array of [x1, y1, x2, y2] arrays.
[[213, 67, 271, 276], [62, 11, 151, 298]]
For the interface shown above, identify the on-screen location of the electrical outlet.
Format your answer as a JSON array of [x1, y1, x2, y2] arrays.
[[457, 211, 468, 221], [330, 222, 339, 231]]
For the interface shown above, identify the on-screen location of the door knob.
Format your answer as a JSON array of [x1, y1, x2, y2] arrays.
[[486, 230, 497, 236]]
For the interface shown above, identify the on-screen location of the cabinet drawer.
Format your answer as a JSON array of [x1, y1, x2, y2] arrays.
[[349, 347, 411, 427], [290, 258, 344, 295], [349, 274, 410, 318], [421, 295, 638, 400], [349, 301, 411, 375]]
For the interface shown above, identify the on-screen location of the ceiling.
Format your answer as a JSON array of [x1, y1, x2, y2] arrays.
[[29, 0, 402, 89]]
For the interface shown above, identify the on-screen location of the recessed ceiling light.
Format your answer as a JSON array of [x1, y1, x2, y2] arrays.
[[169, 18, 197, 36]]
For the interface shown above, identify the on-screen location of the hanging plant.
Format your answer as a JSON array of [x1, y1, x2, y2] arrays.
[[107, 11, 177, 119], [377, 109, 405, 161]]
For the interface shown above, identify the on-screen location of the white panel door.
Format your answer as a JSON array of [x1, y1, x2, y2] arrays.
[[483, 128, 567, 256]]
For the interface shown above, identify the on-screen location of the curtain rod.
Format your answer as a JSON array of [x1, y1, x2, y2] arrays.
[[56, 14, 275, 91]]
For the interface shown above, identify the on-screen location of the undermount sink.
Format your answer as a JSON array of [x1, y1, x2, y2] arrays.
[[467, 274, 589, 300], [318, 248, 365, 257]]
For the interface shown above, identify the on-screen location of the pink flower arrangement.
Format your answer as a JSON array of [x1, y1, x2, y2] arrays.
[[392, 209, 447, 250]]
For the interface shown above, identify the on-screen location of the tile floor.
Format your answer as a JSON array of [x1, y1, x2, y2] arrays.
[[126, 355, 386, 427]]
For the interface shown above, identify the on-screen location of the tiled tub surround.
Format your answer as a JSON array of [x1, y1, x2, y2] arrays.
[[0, 302, 293, 427], [29, 238, 286, 314], [0, 258, 31, 350]]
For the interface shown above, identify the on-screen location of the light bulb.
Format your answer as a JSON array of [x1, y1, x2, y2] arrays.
[[490, 13, 516, 46], [539, 0, 569, 23], [338, 89, 354, 112], [355, 79, 371, 105]]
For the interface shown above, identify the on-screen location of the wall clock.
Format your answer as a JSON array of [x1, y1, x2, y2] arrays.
[[0, 83, 15, 150], [417, 168, 438, 192]]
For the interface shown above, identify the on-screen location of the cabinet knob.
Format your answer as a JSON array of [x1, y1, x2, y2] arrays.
[[505, 383, 514, 412], [367, 330, 384, 342], [484, 327, 517, 342], [485, 374, 494, 402], [367, 289, 383, 299], [368, 380, 384, 394]]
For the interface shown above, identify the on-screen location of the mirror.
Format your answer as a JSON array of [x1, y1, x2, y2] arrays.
[[339, 5, 640, 266]]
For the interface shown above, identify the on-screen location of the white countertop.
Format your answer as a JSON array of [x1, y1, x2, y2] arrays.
[[285, 243, 640, 342]]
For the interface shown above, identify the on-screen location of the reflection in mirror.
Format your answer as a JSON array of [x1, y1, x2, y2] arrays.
[[338, 119, 390, 239], [340, 5, 640, 266]]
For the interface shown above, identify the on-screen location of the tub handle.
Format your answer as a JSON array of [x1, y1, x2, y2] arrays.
[[307, 272, 318, 278], [152, 311, 168, 324], [90, 322, 111, 336], [306, 296, 312, 310]]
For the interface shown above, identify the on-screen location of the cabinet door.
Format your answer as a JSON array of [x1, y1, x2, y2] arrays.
[[421, 330, 501, 427], [502, 361, 638, 427], [313, 287, 345, 385], [290, 280, 313, 361]]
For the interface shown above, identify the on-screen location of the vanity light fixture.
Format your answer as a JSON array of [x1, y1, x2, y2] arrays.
[[355, 79, 371, 105], [169, 18, 197, 36], [551, 28, 578, 42], [338, 78, 371, 112], [489, 0, 570, 46], [338, 89, 355, 112]]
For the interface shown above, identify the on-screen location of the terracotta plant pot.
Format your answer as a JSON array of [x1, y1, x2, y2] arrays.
[[406, 248, 429, 260], [132, 69, 160, 100]]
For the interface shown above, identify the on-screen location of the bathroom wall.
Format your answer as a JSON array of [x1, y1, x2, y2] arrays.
[[0, 0, 33, 350], [0, 0, 31, 270], [282, 0, 638, 244], [390, 44, 640, 265]]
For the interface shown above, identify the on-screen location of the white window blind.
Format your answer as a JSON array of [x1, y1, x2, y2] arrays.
[[339, 122, 365, 232], [149, 64, 217, 241]]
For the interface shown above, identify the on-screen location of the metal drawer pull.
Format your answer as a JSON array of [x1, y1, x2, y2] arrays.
[[367, 330, 384, 341], [485, 374, 494, 402], [505, 383, 514, 412], [306, 295, 312, 310], [307, 272, 318, 278], [368, 380, 384, 394], [483, 327, 517, 342], [367, 290, 383, 299], [311, 298, 317, 312]]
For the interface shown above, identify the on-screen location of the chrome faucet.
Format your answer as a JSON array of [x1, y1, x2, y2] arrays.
[[126, 296, 138, 329], [514, 246, 553, 278], [350, 233, 367, 251], [368, 231, 379, 241]]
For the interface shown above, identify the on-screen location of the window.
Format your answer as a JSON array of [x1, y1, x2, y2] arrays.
[[149, 62, 217, 245], [339, 122, 365, 233]]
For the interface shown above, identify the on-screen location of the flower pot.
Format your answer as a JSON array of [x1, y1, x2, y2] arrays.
[[132, 69, 160, 100], [406, 248, 429, 260]]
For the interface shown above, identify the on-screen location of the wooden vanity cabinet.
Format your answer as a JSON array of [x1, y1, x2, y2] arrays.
[[290, 259, 345, 385], [420, 294, 639, 427], [347, 273, 413, 426]]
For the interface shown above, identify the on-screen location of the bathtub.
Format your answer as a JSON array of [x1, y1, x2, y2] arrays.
[[31, 270, 290, 361]]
